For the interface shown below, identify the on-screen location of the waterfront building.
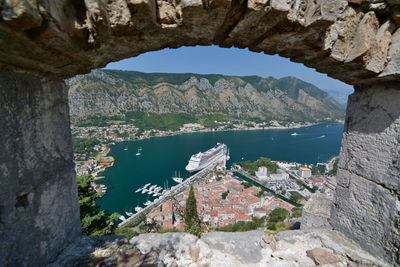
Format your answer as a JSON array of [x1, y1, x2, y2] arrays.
[[255, 166, 268, 180], [298, 167, 312, 179]]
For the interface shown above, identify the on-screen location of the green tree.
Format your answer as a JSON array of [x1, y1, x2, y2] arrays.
[[221, 190, 230, 199], [268, 208, 289, 223], [290, 192, 302, 203], [291, 207, 303, 218], [184, 186, 202, 236], [77, 175, 119, 236]]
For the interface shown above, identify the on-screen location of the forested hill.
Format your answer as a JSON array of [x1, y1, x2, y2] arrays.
[[67, 69, 345, 123]]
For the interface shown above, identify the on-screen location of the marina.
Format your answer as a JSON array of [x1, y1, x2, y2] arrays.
[[96, 124, 343, 215]]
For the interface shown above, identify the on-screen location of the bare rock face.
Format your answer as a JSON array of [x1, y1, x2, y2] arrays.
[[52, 230, 392, 267], [301, 193, 333, 230], [332, 83, 400, 265], [0, 70, 81, 266], [0, 0, 399, 86]]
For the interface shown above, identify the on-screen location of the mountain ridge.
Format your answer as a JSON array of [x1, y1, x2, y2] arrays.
[[67, 69, 345, 123]]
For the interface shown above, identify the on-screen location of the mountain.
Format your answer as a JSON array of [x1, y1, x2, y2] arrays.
[[323, 88, 354, 108], [67, 69, 345, 123]]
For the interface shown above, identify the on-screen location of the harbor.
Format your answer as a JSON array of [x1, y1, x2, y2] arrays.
[[96, 123, 343, 216], [119, 161, 219, 227]]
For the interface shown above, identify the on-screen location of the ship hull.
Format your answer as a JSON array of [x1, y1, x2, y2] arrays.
[[185, 153, 226, 173]]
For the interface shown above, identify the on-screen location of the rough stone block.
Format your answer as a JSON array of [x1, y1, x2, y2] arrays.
[[0, 70, 81, 266]]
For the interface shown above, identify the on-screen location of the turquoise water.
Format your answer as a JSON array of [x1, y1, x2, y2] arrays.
[[97, 123, 343, 215]]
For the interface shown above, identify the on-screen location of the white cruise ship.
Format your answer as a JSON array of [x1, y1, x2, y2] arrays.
[[185, 143, 228, 173]]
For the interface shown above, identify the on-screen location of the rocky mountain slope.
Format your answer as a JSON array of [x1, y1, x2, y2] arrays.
[[67, 69, 345, 122]]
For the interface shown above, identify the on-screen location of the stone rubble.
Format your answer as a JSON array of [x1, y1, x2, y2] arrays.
[[51, 229, 392, 267]]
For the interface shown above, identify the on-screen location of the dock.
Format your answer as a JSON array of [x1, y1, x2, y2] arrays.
[[118, 163, 217, 227]]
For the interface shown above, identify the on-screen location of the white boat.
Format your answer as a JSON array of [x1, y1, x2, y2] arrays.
[[291, 132, 299, 136], [125, 211, 133, 217], [149, 185, 156, 190], [119, 215, 127, 221], [185, 143, 228, 173], [143, 183, 151, 189], [135, 207, 143, 212], [319, 135, 326, 138], [142, 189, 148, 194], [136, 148, 141, 156], [144, 201, 152, 206], [173, 177, 183, 183], [135, 188, 143, 193], [124, 148, 128, 151]]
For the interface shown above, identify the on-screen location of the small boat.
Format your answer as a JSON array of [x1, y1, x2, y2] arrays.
[[173, 177, 183, 183], [319, 135, 326, 138], [149, 185, 156, 190], [142, 189, 148, 194], [136, 148, 141, 156], [144, 201, 152, 206], [124, 148, 128, 151], [143, 183, 151, 189], [135, 187, 143, 193], [119, 215, 127, 221], [135, 207, 143, 212], [172, 171, 184, 183], [291, 132, 299, 136], [125, 211, 133, 217]]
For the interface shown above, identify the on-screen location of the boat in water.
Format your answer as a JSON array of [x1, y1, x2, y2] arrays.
[[135, 206, 143, 212], [135, 187, 143, 193], [125, 211, 133, 217], [119, 215, 127, 221], [172, 170, 184, 183], [185, 143, 228, 173], [319, 135, 326, 138], [291, 132, 299, 136], [124, 148, 128, 151]]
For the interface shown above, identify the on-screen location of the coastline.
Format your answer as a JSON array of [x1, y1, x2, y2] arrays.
[[105, 121, 343, 150]]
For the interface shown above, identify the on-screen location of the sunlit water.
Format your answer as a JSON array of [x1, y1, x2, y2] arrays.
[[97, 123, 344, 215]]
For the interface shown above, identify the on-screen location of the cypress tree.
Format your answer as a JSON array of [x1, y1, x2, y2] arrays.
[[184, 186, 201, 236]]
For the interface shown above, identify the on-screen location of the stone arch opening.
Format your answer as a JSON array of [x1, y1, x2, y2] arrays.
[[0, 0, 399, 266]]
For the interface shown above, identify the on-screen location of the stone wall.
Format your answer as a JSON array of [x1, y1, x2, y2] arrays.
[[0, 1, 399, 86], [332, 83, 400, 264], [0, 71, 81, 266], [0, 0, 399, 266]]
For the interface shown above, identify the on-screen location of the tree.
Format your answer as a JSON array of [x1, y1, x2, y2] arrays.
[[291, 207, 302, 218], [221, 190, 230, 199], [184, 186, 202, 236], [268, 208, 289, 223], [77, 175, 119, 236], [290, 192, 302, 203]]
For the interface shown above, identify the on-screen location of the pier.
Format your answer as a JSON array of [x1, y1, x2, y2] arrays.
[[118, 163, 217, 227]]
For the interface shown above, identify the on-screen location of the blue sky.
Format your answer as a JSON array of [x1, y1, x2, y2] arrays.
[[105, 45, 353, 92]]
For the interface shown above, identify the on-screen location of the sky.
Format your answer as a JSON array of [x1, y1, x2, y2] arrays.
[[105, 45, 353, 92]]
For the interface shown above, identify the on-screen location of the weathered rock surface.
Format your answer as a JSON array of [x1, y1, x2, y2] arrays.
[[301, 193, 333, 230], [67, 69, 344, 122], [1, 1, 400, 266], [0, 70, 81, 266], [332, 83, 400, 265], [0, 0, 399, 86], [51, 230, 392, 267]]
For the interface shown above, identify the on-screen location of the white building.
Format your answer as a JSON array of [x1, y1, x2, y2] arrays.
[[255, 166, 268, 180], [298, 167, 312, 179]]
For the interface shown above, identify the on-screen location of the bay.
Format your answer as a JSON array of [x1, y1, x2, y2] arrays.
[[97, 123, 343, 215]]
